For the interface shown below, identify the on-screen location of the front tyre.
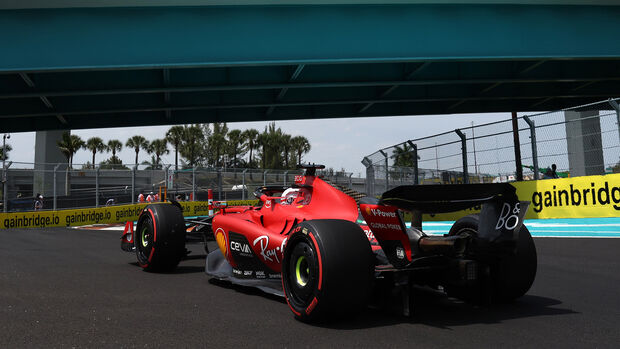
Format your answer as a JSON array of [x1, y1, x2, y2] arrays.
[[135, 204, 186, 272], [282, 219, 374, 322]]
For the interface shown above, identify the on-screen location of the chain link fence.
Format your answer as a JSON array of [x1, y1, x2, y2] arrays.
[[0, 162, 358, 213], [363, 98, 620, 197]]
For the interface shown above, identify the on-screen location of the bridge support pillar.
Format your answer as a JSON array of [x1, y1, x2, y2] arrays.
[[564, 111, 604, 176], [34, 130, 67, 197]]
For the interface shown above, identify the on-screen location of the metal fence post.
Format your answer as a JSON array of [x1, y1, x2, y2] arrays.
[[610, 98, 620, 145], [53, 164, 60, 210], [192, 167, 196, 201], [263, 170, 268, 187], [3, 162, 11, 212], [283, 171, 288, 186], [523, 116, 539, 180], [407, 141, 419, 185], [380, 150, 388, 192], [455, 129, 469, 184], [348, 173, 352, 189], [218, 168, 223, 201], [242, 169, 247, 200], [164, 165, 170, 200], [95, 166, 100, 208], [132, 166, 136, 204], [361, 157, 375, 197]]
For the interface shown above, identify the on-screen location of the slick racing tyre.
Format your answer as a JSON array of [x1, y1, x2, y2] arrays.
[[447, 214, 537, 303], [135, 204, 186, 272], [282, 219, 374, 322]]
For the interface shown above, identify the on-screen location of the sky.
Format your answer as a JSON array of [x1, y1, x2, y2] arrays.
[[4, 112, 514, 176]]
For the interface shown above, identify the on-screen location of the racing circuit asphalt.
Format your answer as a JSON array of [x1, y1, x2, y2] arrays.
[[1, 227, 619, 348]]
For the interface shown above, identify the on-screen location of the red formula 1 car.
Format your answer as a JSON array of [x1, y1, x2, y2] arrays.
[[121, 164, 537, 322]]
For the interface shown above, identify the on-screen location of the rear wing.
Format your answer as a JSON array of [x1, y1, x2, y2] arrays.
[[360, 183, 529, 266], [379, 183, 518, 213], [379, 183, 529, 242]]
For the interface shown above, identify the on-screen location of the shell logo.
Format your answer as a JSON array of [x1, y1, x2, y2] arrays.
[[365, 206, 372, 215], [215, 228, 227, 256]]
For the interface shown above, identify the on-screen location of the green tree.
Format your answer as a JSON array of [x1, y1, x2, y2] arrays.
[[106, 139, 123, 165], [147, 138, 170, 169], [100, 156, 128, 170], [85, 137, 106, 168], [141, 155, 160, 170], [242, 128, 259, 168], [0, 143, 12, 161], [166, 126, 185, 171], [208, 122, 228, 167], [57, 132, 85, 169], [226, 129, 246, 168], [281, 134, 292, 169], [180, 125, 204, 168], [126, 135, 149, 165], [391, 143, 417, 168], [291, 136, 311, 165]]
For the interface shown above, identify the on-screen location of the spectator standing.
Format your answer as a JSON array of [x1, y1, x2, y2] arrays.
[[146, 192, 154, 203], [543, 164, 559, 179], [34, 194, 43, 211]]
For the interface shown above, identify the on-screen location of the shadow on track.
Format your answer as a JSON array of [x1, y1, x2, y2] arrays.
[[208, 278, 286, 304], [321, 287, 576, 330]]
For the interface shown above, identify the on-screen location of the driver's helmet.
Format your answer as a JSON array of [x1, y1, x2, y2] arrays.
[[281, 188, 311, 205]]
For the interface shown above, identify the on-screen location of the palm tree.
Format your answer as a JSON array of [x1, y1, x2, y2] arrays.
[[281, 134, 292, 169], [242, 128, 259, 168], [257, 132, 269, 169], [261, 122, 285, 169], [0, 143, 12, 161], [166, 126, 185, 171], [291, 136, 311, 165], [180, 125, 204, 167], [106, 139, 123, 162], [391, 143, 418, 168], [85, 137, 106, 168], [57, 132, 85, 169], [147, 138, 169, 168], [126, 135, 149, 165], [208, 123, 228, 167], [141, 155, 159, 170], [226, 129, 246, 168]]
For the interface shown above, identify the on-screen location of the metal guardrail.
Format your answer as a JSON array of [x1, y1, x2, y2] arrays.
[[0, 164, 356, 213]]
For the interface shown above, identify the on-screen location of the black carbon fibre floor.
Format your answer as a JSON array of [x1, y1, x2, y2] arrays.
[[1, 227, 619, 348]]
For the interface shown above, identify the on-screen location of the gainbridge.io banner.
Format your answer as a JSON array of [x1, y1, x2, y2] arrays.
[[0, 201, 212, 229], [422, 173, 620, 221]]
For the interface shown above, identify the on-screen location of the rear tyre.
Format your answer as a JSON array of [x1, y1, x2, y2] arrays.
[[282, 219, 374, 322], [135, 204, 186, 272], [447, 214, 537, 303]]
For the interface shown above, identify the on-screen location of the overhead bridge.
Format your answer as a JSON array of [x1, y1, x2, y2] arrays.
[[1, 1, 620, 132]]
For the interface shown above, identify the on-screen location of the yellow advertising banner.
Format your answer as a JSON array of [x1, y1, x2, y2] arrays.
[[0, 201, 212, 229], [2, 174, 618, 229], [423, 173, 620, 221]]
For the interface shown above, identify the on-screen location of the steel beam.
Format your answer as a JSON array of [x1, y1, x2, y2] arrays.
[[2, 5, 620, 72], [4, 93, 618, 119], [2, 75, 619, 100]]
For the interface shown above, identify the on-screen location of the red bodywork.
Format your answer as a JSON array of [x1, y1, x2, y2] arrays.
[[212, 175, 378, 274]]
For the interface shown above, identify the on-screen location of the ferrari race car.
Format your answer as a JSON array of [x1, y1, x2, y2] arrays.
[[121, 164, 537, 322]]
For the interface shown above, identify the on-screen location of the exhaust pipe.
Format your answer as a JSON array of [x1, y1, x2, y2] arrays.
[[418, 235, 468, 256]]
